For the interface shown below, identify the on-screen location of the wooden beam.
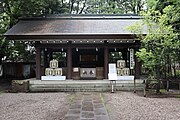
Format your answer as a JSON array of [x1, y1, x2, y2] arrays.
[[35, 43, 136, 49], [5, 34, 136, 40]]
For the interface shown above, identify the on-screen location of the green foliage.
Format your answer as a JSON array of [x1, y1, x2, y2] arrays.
[[109, 52, 123, 63], [0, 13, 9, 48], [6, 41, 35, 62], [1, 0, 147, 62], [0, 10, 10, 62], [147, 0, 158, 9], [136, 48, 156, 75], [128, 3, 180, 78], [85, 0, 146, 14]]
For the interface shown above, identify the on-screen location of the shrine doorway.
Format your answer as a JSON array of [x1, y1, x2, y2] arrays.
[[72, 48, 104, 80]]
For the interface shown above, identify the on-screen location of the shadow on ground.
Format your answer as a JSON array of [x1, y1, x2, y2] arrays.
[[0, 79, 12, 93], [135, 90, 180, 98]]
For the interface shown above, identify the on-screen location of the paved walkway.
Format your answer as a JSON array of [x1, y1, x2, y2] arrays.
[[64, 93, 109, 120]]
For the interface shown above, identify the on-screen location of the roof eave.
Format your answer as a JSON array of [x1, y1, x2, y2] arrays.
[[5, 34, 139, 40]]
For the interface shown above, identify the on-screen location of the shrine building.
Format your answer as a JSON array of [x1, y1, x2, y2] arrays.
[[4, 15, 145, 80]]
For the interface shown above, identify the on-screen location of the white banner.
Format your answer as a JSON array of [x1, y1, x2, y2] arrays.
[[130, 49, 135, 69]]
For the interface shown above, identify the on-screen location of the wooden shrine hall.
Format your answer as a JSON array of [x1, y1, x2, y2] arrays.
[[5, 15, 144, 80]]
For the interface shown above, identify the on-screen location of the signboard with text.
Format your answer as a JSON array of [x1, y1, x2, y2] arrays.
[[109, 63, 117, 73], [130, 49, 134, 69]]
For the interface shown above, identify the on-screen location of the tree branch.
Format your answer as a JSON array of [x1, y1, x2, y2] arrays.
[[79, 0, 87, 14]]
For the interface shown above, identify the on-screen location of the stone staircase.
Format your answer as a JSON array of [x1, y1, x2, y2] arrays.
[[29, 79, 144, 92]]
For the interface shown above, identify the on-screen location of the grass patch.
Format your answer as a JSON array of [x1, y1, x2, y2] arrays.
[[0, 87, 5, 94], [100, 93, 110, 114], [175, 95, 180, 98], [160, 89, 167, 93], [67, 93, 75, 105], [100, 93, 105, 102]]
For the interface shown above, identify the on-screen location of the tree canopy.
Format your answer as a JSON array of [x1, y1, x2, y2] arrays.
[[128, 0, 180, 80], [0, 0, 147, 62]]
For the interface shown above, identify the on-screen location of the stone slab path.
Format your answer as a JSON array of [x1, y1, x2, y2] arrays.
[[64, 93, 109, 120]]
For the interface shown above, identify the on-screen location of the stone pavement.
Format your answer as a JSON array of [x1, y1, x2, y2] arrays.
[[64, 93, 109, 120]]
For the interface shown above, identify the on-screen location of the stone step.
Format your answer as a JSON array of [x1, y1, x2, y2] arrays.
[[30, 87, 143, 92], [29, 79, 143, 84], [29, 80, 144, 92]]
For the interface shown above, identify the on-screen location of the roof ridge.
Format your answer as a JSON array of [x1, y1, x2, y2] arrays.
[[19, 14, 142, 20]]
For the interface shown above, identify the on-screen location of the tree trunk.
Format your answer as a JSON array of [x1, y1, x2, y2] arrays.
[[0, 54, 2, 65], [132, 0, 136, 14], [79, 0, 86, 14], [155, 56, 161, 93], [173, 62, 176, 77], [70, 0, 75, 14], [164, 56, 167, 79], [156, 65, 161, 93], [76, 1, 80, 14]]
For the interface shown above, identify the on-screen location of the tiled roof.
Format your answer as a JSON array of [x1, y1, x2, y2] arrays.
[[5, 15, 146, 40]]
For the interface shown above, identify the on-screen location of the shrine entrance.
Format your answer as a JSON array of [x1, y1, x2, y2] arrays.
[[42, 46, 138, 80], [5, 15, 143, 80], [72, 48, 104, 80]]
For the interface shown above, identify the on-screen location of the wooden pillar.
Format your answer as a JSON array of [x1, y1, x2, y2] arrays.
[[67, 43, 72, 79], [44, 49, 48, 67], [135, 47, 141, 79], [35, 42, 41, 80], [49, 51, 53, 61], [104, 42, 108, 79], [43, 49, 48, 76], [47, 48, 52, 63]]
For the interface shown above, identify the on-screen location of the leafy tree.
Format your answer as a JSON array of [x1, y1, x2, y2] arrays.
[[0, 2, 10, 64], [0, 0, 46, 62], [147, 0, 158, 9], [153, 0, 180, 77], [1, 0, 148, 63], [84, 0, 146, 14], [128, 2, 180, 92]]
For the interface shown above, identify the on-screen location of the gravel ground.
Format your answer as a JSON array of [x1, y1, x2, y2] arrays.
[[0, 93, 69, 120], [104, 92, 180, 120], [1, 92, 180, 120]]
